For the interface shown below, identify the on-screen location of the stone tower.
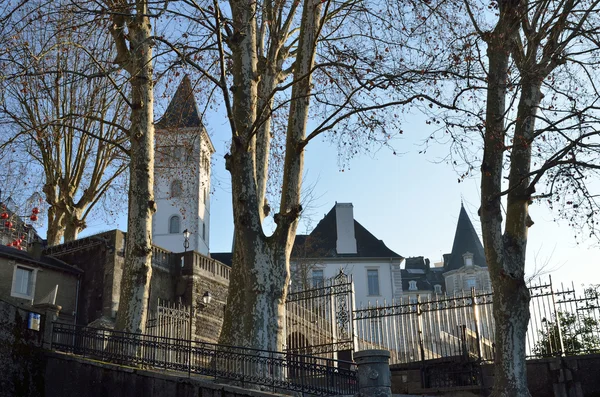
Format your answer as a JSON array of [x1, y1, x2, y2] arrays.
[[152, 76, 214, 255]]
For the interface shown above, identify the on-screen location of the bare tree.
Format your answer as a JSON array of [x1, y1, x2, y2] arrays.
[[403, 0, 600, 394], [0, 8, 129, 245], [156, 0, 438, 351]]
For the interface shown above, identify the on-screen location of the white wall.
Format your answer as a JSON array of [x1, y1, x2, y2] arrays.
[[152, 128, 212, 255], [294, 258, 402, 308]]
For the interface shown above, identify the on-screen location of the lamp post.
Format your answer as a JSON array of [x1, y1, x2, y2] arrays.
[[183, 228, 190, 252], [182, 229, 190, 268], [188, 290, 212, 377]]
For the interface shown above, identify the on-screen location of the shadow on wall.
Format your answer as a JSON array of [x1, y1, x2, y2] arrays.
[[0, 298, 45, 397]]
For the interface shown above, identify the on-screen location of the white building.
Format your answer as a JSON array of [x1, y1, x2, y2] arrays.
[[152, 77, 214, 255], [290, 202, 404, 307]]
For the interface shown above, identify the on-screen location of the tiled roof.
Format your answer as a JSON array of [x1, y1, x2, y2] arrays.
[[444, 205, 487, 272], [291, 205, 402, 259], [155, 76, 203, 129]]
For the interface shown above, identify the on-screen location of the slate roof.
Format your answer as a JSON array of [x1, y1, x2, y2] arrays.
[[401, 256, 445, 292], [210, 252, 232, 267], [291, 205, 402, 259], [444, 205, 487, 272], [155, 76, 203, 129], [0, 244, 82, 275]]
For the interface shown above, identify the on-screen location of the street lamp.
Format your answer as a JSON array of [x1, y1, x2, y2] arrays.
[[183, 228, 190, 252], [202, 291, 212, 306], [188, 290, 212, 377]]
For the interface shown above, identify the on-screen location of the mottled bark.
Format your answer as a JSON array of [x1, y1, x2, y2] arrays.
[[63, 207, 84, 242], [112, 0, 155, 334], [220, 0, 322, 351], [480, 2, 533, 395], [46, 205, 64, 246]]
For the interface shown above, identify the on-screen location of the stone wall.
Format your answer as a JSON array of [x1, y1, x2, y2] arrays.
[[391, 354, 600, 396], [45, 351, 285, 397], [180, 251, 229, 344], [0, 298, 44, 397]]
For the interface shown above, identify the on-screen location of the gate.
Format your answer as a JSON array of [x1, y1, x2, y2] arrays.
[[285, 270, 356, 360], [146, 298, 191, 340]]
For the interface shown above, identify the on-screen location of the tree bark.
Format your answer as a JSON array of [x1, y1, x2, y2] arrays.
[[113, 0, 155, 334], [46, 205, 64, 246], [480, 2, 533, 395], [219, 0, 322, 351]]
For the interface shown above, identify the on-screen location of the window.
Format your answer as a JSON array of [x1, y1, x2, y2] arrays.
[[463, 252, 474, 267], [170, 180, 183, 197], [202, 222, 206, 241], [312, 269, 324, 288], [367, 269, 380, 296], [11, 265, 35, 300], [465, 277, 476, 290], [169, 216, 180, 234], [408, 280, 417, 291], [434, 284, 442, 294]]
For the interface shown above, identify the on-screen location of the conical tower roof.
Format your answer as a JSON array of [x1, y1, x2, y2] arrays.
[[155, 76, 202, 129], [444, 204, 486, 272]]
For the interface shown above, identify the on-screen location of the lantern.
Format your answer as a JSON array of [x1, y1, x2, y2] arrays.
[[32, 207, 40, 214], [0, 212, 8, 219], [30, 214, 38, 222], [5, 221, 13, 228]]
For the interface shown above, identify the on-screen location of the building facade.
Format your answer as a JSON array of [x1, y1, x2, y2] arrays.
[[152, 76, 215, 255], [0, 242, 82, 323], [290, 202, 404, 307]]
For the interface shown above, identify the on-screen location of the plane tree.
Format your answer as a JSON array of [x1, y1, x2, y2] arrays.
[[0, 8, 129, 245], [398, 0, 600, 395], [154, 0, 450, 351]]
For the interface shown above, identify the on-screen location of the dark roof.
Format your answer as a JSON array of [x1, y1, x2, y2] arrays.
[[155, 76, 202, 129], [211, 252, 232, 267], [0, 244, 82, 275], [401, 265, 445, 292], [444, 205, 487, 272], [291, 205, 402, 259], [405, 256, 430, 271]]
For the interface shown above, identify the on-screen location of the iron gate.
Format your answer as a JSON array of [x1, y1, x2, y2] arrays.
[[285, 270, 356, 359]]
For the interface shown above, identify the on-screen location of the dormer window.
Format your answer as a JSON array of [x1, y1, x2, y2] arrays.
[[463, 252, 474, 267], [434, 284, 442, 294], [408, 280, 417, 291]]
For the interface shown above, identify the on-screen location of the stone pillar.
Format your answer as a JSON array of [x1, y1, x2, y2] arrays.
[[354, 350, 392, 397], [32, 303, 62, 349]]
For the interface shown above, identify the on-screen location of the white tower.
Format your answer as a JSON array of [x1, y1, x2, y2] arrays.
[[152, 76, 214, 255]]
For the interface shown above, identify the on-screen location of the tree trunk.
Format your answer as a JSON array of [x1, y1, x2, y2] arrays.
[[480, 3, 533, 395], [219, 0, 321, 351], [114, 2, 155, 334], [64, 207, 84, 242], [46, 206, 64, 246]]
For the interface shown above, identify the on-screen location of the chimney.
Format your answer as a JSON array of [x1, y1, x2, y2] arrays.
[[28, 239, 43, 260], [335, 203, 357, 255]]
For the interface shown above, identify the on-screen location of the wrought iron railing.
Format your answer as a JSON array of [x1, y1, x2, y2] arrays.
[[51, 323, 357, 396], [355, 276, 600, 365]]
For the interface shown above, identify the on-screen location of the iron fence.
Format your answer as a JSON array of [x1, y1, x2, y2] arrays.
[[354, 276, 600, 365], [51, 323, 357, 396]]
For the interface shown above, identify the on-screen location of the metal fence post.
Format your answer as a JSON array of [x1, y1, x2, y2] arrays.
[[417, 295, 426, 362], [471, 287, 483, 360], [549, 275, 566, 356]]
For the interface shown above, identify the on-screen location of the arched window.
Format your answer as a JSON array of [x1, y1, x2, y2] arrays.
[[169, 216, 180, 234], [170, 180, 183, 197]]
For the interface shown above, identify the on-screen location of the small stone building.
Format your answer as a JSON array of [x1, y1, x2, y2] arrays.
[[0, 242, 82, 323]]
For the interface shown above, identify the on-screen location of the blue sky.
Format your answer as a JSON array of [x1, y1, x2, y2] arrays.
[[75, 97, 600, 291]]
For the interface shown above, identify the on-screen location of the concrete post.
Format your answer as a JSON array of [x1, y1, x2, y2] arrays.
[[354, 349, 392, 397], [32, 302, 62, 349]]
